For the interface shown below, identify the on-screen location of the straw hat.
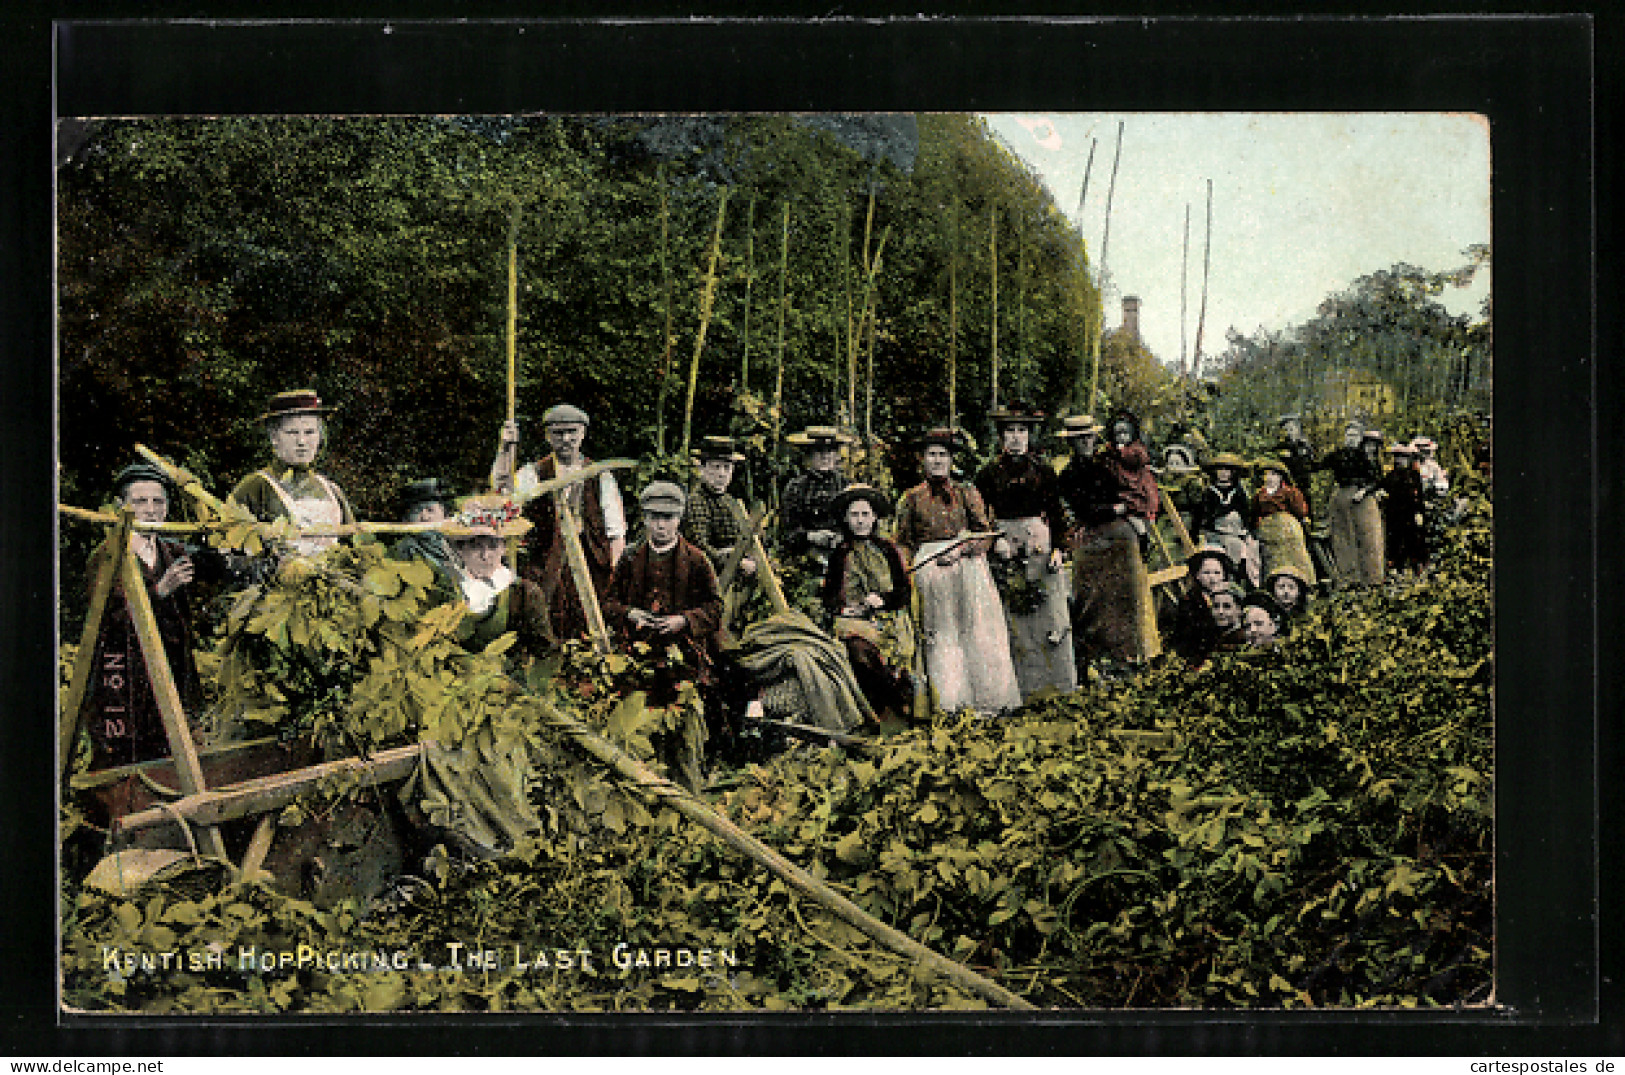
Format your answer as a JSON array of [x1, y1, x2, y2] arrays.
[[1411, 436, 1438, 451], [918, 426, 971, 452], [989, 401, 1045, 427], [1204, 451, 1251, 472], [1056, 414, 1105, 438], [828, 482, 895, 520], [443, 494, 532, 540], [786, 424, 855, 448], [258, 389, 333, 423], [1256, 456, 1291, 477], [1387, 442, 1418, 456], [1158, 445, 1200, 475], [692, 435, 747, 463]]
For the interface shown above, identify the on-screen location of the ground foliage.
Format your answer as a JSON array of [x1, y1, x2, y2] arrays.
[[62, 494, 1491, 1012]]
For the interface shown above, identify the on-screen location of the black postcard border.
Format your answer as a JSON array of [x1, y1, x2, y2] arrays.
[[4, 8, 1611, 1056]]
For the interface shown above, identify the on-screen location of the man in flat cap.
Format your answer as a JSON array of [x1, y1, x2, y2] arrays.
[[603, 481, 724, 790], [490, 403, 627, 640]]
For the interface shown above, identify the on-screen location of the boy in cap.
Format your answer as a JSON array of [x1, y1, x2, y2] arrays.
[[683, 436, 756, 581], [227, 389, 356, 557], [603, 481, 725, 790], [490, 403, 627, 640]]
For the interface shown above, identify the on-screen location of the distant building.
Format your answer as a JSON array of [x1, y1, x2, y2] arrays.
[[1319, 369, 1396, 418]]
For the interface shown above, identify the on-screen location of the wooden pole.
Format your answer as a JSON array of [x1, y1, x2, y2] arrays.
[[741, 193, 756, 391], [506, 205, 520, 427], [59, 511, 133, 779], [533, 698, 1034, 1009], [716, 502, 768, 594], [848, 190, 875, 433], [948, 203, 959, 428], [772, 202, 790, 469], [1076, 137, 1097, 219], [728, 500, 788, 615], [1180, 202, 1191, 379], [134, 444, 229, 517], [1088, 121, 1125, 412], [857, 227, 889, 444], [117, 546, 227, 859], [655, 175, 674, 455], [554, 493, 613, 656], [1193, 178, 1213, 379], [239, 815, 278, 880], [681, 188, 730, 458], [1074, 139, 1096, 415], [989, 202, 1000, 414], [1158, 486, 1197, 556]]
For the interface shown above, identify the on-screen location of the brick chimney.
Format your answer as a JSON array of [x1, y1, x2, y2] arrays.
[[1121, 295, 1141, 341]]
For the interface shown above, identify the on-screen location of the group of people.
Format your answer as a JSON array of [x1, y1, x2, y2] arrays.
[[82, 387, 1466, 790]]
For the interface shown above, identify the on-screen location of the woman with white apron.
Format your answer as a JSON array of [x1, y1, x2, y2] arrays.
[[894, 428, 1023, 716], [227, 389, 356, 557]]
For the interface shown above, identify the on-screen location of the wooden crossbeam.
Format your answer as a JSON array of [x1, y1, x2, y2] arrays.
[[115, 743, 422, 836], [117, 547, 228, 860], [59, 511, 133, 780], [1148, 564, 1189, 589]]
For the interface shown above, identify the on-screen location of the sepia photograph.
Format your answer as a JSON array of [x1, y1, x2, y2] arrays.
[[54, 107, 1496, 1015]]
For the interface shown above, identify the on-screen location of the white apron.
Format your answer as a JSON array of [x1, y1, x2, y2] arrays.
[[913, 537, 1023, 715], [261, 470, 345, 557]]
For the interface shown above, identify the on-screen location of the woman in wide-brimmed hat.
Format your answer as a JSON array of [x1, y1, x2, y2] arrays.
[[1315, 421, 1386, 588], [227, 389, 356, 558], [974, 403, 1077, 698], [1056, 415, 1162, 671], [780, 424, 856, 560], [1252, 457, 1315, 585], [894, 428, 1022, 714], [821, 483, 919, 720], [1191, 451, 1260, 587], [1264, 562, 1314, 620], [442, 494, 555, 666]]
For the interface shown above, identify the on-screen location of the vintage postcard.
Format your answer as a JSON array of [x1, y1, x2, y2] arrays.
[[54, 103, 1498, 1017]]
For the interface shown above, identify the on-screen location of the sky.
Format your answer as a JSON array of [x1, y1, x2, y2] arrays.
[[980, 113, 1491, 372]]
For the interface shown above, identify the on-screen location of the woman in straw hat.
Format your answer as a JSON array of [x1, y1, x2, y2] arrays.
[[1264, 562, 1314, 621], [443, 495, 555, 666], [974, 403, 1076, 698], [821, 482, 918, 720], [1253, 457, 1315, 585], [1315, 421, 1386, 588], [227, 389, 356, 558], [780, 425, 855, 559], [1056, 415, 1162, 672], [1191, 451, 1260, 588], [894, 428, 1022, 715]]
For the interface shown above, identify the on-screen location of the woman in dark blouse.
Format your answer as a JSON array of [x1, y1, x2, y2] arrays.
[[1317, 422, 1386, 589], [821, 483, 917, 720]]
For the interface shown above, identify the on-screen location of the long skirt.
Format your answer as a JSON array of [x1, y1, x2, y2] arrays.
[[995, 516, 1078, 698], [913, 540, 1023, 714], [1070, 519, 1162, 664], [1257, 512, 1316, 584], [832, 609, 920, 718], [1328, 487, 1385, 587]]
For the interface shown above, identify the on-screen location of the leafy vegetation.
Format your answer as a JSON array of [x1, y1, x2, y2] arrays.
[[63, 497, 1491, 1012]]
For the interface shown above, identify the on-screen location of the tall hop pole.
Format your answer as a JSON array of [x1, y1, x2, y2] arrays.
[[1192, 177, 1213, 380], [989, 202, 1000, 414], [772, 202, 790, 464], [680, 188, 730, 457], [1087, 120, 1125, 414]]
